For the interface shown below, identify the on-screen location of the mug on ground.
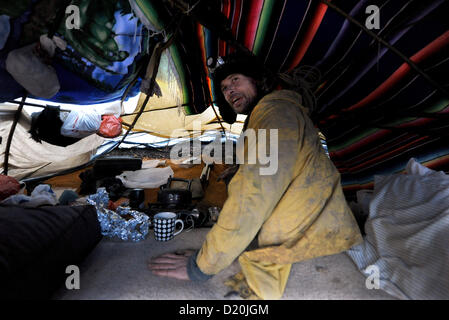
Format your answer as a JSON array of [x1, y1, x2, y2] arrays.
[[153, 212, 184, 241]]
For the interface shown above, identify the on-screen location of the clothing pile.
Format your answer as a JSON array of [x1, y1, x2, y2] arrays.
[[347, 158, 449, 299]]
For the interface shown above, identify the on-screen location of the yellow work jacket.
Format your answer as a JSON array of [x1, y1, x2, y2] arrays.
[[196, 90, 362, 299]]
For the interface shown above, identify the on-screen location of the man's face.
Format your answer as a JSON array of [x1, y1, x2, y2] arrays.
[[221, 73, 258, 114]]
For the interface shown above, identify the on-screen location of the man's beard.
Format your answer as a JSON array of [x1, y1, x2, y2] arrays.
[[241, 94, 262, 115]]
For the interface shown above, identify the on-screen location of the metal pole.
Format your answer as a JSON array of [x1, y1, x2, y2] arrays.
[[3, 95, 27, 175]]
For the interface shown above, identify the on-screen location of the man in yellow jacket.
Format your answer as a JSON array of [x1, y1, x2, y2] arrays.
[[149, 53, 362, 300]]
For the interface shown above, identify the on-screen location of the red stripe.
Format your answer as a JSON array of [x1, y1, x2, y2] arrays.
[[287, 1, 330, 70], [343, 136, 429, 172], [321, 101, 449, 127], [322, 30, 449, 124], [327, 104, 449, 159], [242, 0, 264, 51], [197, 23, 213, 102], [329, 129, 391, 158], [229, 0, 243, 54], [397, 117, 434, 128], [223, 0, 231, 18], [396, 102, 449, 128], [197, 24, 208, 74], [343, 30, 449, 113], [333, 134, 413, 167], [219, 0, 232, 56]]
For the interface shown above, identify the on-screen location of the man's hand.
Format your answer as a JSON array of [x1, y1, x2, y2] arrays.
[[148, 250, 195, 281]]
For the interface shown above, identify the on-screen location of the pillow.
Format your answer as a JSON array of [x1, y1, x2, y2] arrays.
[[0, 204, 102, 299]]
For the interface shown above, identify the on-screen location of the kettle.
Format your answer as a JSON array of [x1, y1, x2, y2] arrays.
[[157, 177, 192, 207]]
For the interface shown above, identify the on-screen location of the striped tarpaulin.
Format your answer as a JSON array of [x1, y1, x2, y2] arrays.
[[1, 0, 448, 195], [171, 0, 449, 197]]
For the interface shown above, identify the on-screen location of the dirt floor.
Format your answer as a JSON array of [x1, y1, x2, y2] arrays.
[[45, 148, 396, 301]]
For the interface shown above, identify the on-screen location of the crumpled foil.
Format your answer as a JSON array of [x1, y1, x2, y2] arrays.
[[87, 188, 150, 242]]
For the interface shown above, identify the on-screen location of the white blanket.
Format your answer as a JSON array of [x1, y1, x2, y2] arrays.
[[347, 158, 449, 299]]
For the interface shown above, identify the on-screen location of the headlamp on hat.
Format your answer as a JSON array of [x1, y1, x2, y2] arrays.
[[209, 53, 267, 124]]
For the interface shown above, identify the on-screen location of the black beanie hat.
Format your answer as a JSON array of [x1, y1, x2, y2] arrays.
[[211, 52, 267, 124]]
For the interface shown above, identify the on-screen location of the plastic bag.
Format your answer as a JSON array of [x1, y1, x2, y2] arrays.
[[60, 109, 102, 138], [116, 166, 174, 189], [98, 115, 122, 138], [5, 44, 60, 98]]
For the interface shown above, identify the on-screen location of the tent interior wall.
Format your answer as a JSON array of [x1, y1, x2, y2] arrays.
[[1, 0, 448, 199], [0, 0, 448, 300]]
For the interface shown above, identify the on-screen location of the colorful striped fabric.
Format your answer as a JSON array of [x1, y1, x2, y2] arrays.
[[149, 0, 449, 198], [1, 0, 448, 197]]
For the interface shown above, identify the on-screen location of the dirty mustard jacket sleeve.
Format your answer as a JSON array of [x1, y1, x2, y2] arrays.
[[193, 90, 312, 277]]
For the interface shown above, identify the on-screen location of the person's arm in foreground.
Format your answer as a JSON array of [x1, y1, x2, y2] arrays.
[[149, 101, 302, 280]]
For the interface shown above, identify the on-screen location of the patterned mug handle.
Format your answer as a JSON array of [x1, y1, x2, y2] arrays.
[[173, 219, 184, 236]]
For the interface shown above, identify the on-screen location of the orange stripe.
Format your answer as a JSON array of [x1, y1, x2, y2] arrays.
[[197, 24, 213, 103], [342, 182, 374, 192], [423, 153, 449, 169]]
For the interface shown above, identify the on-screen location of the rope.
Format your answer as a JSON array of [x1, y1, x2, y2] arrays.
[[319, 0, 449, 99], [184, 0, 203, 15]]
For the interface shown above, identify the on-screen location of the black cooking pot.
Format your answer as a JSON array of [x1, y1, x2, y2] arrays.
[[157, 177, 192, 206]]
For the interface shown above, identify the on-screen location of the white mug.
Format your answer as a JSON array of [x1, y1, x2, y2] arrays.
[[153, 212, 184, 241]]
